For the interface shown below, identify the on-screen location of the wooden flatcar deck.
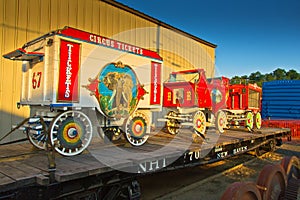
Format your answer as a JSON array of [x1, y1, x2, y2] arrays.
[[0, 127, 291, 197]]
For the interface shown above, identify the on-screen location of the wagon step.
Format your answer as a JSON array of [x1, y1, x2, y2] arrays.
[[163, 115, 191, 120], [180, 122, 194, 126], [230, 118, 248, 121], [157, 118, 168, 122]]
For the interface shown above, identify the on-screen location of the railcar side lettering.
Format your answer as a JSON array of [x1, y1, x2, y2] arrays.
[[214, 145, 223, 152], [138, 158, 166, 173], [217, 151, 228, 159], [187, 150, 202, 161], [233, 146, 247, 154]]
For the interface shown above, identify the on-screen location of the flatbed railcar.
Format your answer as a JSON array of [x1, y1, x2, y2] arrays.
[[0, 127, 290, 199], [1, 27, 289, 199]]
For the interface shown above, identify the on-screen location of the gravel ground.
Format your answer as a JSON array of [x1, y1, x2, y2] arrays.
[[158, 138, 300, 200], [139, 137, 300, 200]]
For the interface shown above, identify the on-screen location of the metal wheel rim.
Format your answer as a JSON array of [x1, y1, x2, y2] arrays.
[[27, 129, 47, 150], [257, 164, 287, 200], [125, 112, 149, 146], [26, 116, 49, 150], [246, 112, 254, 129], [280, 156, 300, 180], [221, 182, 262, 200], [49, 110, 93, 156], [193, 110, 206, 136], [216, 110, 227, 133], [255, 112, 262, 129]]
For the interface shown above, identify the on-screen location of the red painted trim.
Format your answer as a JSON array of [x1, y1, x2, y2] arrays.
[[60, 27, 162, 61]]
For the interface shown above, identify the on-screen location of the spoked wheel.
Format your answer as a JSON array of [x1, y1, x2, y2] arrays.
[[26, 117, 48, 150], [125, 111, 149, 146], [166, 111, 180, 135], [49, 110, 93, 156], [245, 112, 254, 130], [216, 110, 227, 133], [193, 110, 206, 137], [254, 112, 262, 129]]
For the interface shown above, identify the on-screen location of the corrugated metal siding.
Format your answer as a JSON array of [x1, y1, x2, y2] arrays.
[[0, 0, 216, 142], [160, 27, 215, 79], [262, 80, 300, 120]]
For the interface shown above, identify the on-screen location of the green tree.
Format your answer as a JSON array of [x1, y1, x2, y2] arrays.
[[249, 71, 264, 86], [229, 68, 300, 85], [272, 68, 287, 80], [230, 75, 248, 84], [265, 73, 275, 82], [286, 69, 300, 80]]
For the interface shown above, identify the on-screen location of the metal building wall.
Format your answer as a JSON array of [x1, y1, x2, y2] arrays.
[[159, 28, 215, 78], [0, 0, 216, 142]]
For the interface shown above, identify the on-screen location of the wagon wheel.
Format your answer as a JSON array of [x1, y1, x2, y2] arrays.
[[103, 127, 123, 142], [245, 112, 254, 130], [27, 130, 47, 150], [193, 110, 206, 137], [216, 110, 227, 133], [49, 110, 93, 156], [266, 139, 276, 152], [256, 164, 287, 200], [124, 111, 149, 146], [26, 117, 48, 150], [254, 112, 262, 129], [166, 111, 180, 135]]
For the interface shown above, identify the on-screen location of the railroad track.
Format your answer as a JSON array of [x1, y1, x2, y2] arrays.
[[138, 143, 300, 200]]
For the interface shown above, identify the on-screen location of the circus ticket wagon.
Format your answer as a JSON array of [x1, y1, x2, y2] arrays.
[[3, 27, 163, 156]]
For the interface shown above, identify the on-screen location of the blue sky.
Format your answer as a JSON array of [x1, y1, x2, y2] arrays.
[[116, 0, 300, 78]]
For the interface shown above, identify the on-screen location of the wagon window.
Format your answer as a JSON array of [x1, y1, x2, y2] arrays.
[[249, 89, 260, 108], [168, 73, 199, 83]]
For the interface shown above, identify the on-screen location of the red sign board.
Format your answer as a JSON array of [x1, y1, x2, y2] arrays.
[[57, 40, 80, 102], [60, 27, 162, 61], [150, 62, 161, 105]]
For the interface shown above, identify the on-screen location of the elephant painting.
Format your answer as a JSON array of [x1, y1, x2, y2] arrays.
[[83, 62, 140, 119], [102, 72, 133, 110]]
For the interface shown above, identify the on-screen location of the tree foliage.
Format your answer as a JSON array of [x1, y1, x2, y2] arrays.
[[230, 68, 300, 87]]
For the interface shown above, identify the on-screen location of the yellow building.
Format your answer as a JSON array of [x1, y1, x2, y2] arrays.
[[0, 0, 216, 142]]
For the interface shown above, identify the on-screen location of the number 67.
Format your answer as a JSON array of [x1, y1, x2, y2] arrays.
[[32, 72, 42, 89]]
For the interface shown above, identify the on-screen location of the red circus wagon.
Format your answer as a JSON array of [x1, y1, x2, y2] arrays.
[[215, 81, 262, 133], [160, 69, 262, 136]]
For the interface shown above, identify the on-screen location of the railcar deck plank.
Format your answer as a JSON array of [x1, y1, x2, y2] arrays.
[[0, 163, 38, 192], [0, 143, 38, 158], [65, 153, 111, 176], [0, 172, 16, 192], [55, 158, 91, 182], [20, 154, 50, 173]]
